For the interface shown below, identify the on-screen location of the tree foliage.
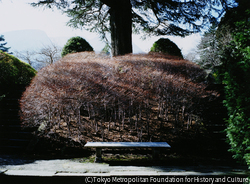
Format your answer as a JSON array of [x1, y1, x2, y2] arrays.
[[195, 23, 232, 85], [150, 38, 183, 59], [40, 0, 235, 35], [195, 1, 250, 166], [214, 0, 248, 81], [61, 36, 93, 57], [31, 0, 236, 55], [0, 35, 12, 54], [195, 2, 244, 77], [196, 24, 221, 70], [221, 9, 250, 166]]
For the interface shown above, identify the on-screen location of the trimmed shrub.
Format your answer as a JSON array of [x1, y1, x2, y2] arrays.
[[61, 36, 93, 57], [0, 50, 36, 96], [150, 38, 183, 59], [20, 52, 217, 149]]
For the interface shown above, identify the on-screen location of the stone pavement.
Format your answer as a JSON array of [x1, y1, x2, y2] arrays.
[[0, 155, 249, 177]]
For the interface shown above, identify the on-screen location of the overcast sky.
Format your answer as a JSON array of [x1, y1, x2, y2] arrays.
[[0, 0, 201, 55]]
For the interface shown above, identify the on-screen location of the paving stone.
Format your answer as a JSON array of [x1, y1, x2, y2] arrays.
[[110, 170, 158, 176], [55, 172, 91, 176], [55, 172, 111, 176], [0, 169, 7, 174], [0, 155, 249, 176]]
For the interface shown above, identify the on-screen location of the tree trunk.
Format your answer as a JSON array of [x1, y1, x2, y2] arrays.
[[109, 0, 132, 56]]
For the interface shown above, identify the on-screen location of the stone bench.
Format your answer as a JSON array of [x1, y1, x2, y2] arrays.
[[84, 142, 171, 162]]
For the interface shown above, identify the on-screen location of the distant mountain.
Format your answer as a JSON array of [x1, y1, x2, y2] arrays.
[[3, 29, 53, 53], [133, 43, 144, 54]]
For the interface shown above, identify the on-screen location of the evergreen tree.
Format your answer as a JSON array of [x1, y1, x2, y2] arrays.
[[223, 13, 250, 166], [195, 1, 250, 167], [31, 0, 236, 56], [196, 24, 221, 70], [218, 1, 250, 167], [0, 35, 12, 54]]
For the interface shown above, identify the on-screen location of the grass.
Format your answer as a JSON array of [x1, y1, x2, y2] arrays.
[[75, 155, 96, 163], [102, 153, 149, 162]]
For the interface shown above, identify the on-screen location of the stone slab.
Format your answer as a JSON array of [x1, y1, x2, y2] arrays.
[[85, 142, 171, 148]]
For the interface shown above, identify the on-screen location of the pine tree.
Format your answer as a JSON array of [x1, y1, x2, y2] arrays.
[[196, 24, 221, 70], [31, 0, 236, 56], [0, 35, 12, 54]]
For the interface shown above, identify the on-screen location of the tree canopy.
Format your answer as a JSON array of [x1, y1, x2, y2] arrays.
[[218, 3, 250, 166], [195, 1, 250, 166], [0, 35, 12, 54], [31, 0, 236, 56], [196, 24, 222, 70]]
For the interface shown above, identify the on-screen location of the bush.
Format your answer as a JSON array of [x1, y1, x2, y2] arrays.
[[0, 50, 36, 97], [150, 38, 183, 59], [20, 52, 217, 149], [222, 9, 250, 166], [61, 36, 93, 57]]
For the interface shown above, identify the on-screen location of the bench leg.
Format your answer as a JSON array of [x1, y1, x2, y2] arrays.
[[152, 148, 160, 160], [95, 148, 102, 163]]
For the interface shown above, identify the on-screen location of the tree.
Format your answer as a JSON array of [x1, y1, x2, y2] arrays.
[[184, 50, 198, 63], [36, 43, 62, 66], [219, 6, 250, 167], [61, 36, 93, 57], [196, 22, 232, 82], [0, 35, 12, 54], [14, 43, 62, 70], [31, 0, 236, 56], [101, 43, 111, 55], [14, 50, 36, 66], [196, 24, 220, 70], [195, 2, 250, 167], [214, 0, 247, 81]]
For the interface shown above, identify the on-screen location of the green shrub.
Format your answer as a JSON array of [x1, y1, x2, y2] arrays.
[[222, 9, 250, 166], [61, 36, 93, 57], [0, 50, 36, 96], [150, 38, 183, 59]]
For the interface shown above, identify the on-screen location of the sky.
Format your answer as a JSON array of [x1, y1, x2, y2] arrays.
[[0, 0, 201, 56]]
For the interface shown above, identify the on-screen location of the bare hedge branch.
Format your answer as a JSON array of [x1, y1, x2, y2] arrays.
[[20, 52, 217, 147]]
